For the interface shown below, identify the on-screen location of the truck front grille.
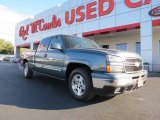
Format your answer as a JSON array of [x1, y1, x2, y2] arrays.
[[124, 58, 143, 73]]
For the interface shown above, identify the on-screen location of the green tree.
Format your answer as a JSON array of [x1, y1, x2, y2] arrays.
[[0, 39, 14, 55], [0, 39, 5, 51]]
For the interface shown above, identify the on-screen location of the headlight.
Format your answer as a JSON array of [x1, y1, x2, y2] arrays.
[[108, 55, 123, 63], [106, 55, 124, 73]]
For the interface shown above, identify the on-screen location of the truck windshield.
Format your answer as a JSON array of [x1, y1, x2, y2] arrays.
[[63, 36, 100, 49]]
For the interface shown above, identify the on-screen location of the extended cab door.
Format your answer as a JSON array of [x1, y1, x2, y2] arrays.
[[34, 37, 51, 73], [42, 36, 65, 79]]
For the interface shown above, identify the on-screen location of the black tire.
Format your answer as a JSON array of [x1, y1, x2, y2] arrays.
[[24, 62, 33, 79], [68, 68, 95, 101]]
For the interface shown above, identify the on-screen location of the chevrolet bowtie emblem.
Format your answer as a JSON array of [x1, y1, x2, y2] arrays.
[[135, 62, 140, 67]]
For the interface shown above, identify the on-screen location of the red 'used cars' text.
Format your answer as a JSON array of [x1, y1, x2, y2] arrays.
[[65, 0, 114, 25], [65, 0, 151, 25]]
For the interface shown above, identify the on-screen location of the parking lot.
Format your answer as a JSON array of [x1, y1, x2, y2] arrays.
[[0, 62, 160, 120]]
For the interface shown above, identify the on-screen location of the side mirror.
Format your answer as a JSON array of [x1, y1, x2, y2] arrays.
[[50, 43, 62, 50]]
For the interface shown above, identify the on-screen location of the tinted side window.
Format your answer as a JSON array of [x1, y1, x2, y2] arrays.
[[48, 36, 63, 50], [38, 37, 51, 52]]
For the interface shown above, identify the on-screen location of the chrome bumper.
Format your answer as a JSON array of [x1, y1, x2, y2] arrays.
[[92, 70, 147, 95]]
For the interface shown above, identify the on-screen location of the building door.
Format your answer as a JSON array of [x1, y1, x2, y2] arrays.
[[136, 42, 141, 55]]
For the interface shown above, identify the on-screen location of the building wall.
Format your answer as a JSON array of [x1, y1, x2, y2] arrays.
[[153, 26, 160, 72], [15, 0, 160, 46], [92, 29, 140, 52]]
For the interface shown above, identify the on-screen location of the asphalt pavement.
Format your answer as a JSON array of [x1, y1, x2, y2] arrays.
[[0, 62, 160, 120]]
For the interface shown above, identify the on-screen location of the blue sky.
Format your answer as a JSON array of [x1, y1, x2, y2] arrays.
[[0, 0, 67, 16]]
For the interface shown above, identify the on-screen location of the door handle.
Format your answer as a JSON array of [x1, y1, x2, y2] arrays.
[[44, 54, 47, 57]]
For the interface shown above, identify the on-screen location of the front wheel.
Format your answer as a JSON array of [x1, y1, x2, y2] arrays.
[[24, 62, 33, 79], [68, 68, 95, 101]]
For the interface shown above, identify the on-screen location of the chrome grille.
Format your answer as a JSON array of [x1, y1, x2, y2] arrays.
[[124, 58, 143, 73]]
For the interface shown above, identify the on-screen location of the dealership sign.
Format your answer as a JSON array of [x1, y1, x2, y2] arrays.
[[149, 6, 160, 16], [19, 0, 151, 40], [19, 15, 61, 40]]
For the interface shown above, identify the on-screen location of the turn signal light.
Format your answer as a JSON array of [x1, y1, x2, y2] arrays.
[[106, 65, 111, 73]]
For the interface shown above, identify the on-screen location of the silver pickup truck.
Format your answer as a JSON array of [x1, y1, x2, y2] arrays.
[[23, 35, 147, 101]]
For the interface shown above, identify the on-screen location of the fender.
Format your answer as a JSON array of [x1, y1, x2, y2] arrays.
[[66, 58, 93, 70]]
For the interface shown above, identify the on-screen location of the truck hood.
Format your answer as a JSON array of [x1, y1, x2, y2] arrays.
[[96, 49, 141, 59], [68, 48, 142, 59]]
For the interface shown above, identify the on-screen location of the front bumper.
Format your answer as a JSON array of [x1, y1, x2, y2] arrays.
[[92, 70, 147, 96]]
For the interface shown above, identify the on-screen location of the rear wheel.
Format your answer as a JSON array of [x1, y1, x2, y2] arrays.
[[68, 68, 95, 101], [24, 62, 33, 79]]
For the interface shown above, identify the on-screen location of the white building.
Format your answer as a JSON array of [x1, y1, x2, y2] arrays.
[[15, 0, 160, 71]]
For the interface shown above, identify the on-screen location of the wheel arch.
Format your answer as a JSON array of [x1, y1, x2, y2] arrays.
[[66, 62, 92, 82]]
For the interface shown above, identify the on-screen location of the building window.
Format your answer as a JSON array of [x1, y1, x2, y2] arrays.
[[102, 45, 109, 49], [136, 42, 141, 55], [116, 43, 127, 51]]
